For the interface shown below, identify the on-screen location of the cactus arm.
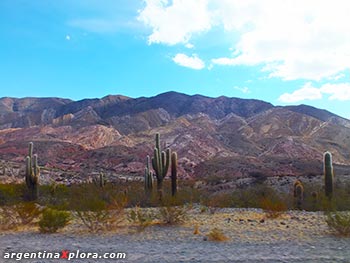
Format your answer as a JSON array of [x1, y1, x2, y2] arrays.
[[153, 148, 162, 179], [161, 151, 165, 169], [151, 156, 156, 172], [144, 167, 148, 190], [25, 156, 31, 188], [33, 154, 39, 177], [155, 133, 161, 152], [162, 149, 171, 179], [144, 155, 154, 193], [28, 142, 33, 159], [146, 155, 150, 170], [171, 152, 177, 196]]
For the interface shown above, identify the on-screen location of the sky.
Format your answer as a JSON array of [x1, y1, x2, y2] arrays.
[[0, 0, 350, 119]]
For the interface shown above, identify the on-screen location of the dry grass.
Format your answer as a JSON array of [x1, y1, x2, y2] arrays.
[[0, 202, 42, 230], [127, 206, 154, 232], [260, 197, 287, 219], [207, 228, 229, 242], [157, 205, 188, 225], [193, 224, 200, 235], [326, 212, 350, 237], [73, 197, 126, 233]]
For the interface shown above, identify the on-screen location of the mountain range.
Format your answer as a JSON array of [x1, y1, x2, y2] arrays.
[[0, 91, 350, 183]]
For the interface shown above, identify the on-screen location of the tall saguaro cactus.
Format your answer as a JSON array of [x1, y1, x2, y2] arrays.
[[151, 133, 171, 198], [324, 151, 334, 199], [171, 152, 178, 196], [144, 155, 154, 193], [25, 142, 40, 200]]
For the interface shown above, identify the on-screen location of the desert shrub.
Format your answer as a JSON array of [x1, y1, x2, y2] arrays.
[[260, 197, 287, 219], [325, 211, 350, 236], [0, 184, 25, 205], [249, 171, 268, 185], [199, 205, 209, 213], [207, 228, 229, 241], [157, 204, 188, 225], [12, 202, 42, 225], [206, 192, 234, 209], [39, 183, 70, 209], [39, 208, 71, 233], [331, 185, 350, 211], [127, 206, 154, 231], [74, 197, 126, 233], [0, 202, 42, 230], [0, 206, 17, 230]]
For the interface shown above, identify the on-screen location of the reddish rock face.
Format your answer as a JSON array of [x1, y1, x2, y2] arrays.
[[0, 92, 350, 183]]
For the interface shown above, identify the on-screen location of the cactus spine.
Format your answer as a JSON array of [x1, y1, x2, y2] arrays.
[[324, 151, 334, 199], [25, 142, 40, 200], [151, 133, 171, 198], [293, 180, 304, 209], [144, 155, 154, 193], [171, 152, 178, 196]]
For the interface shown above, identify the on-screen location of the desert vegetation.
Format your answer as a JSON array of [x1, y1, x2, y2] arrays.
[[0, 139, 349, 239]]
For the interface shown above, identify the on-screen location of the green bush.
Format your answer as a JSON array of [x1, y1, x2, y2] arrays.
[[0, 184, 25, 205], [326, 211, 350, 236], [73, 197, 126, 233], [38, 208, 70, 233]]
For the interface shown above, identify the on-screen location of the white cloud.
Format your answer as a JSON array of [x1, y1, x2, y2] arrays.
[[320, 83, 350, 101], [138, 0, 211, 45], [172, 53, 205, 70], [185, 43, 194, 49], [328, 73, 345, 81], [211, 0, 350, 80], [139, 0, 350, 81], [65, 35, 71, 41], [278, 82, 322, 103], [233, 86, 250, 94], [279, 82, 350, 103]]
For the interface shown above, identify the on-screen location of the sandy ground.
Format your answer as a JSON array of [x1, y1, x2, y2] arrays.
[[1, 208, 350, 263]]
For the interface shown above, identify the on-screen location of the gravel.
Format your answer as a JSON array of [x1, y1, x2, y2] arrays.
[[1, 209, 350, 263], [1, 232, 350, 263]]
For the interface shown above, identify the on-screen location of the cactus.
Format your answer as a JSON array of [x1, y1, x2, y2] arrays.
[[171, 152, 178, 196], [25, 142, 40, 201], [324, 151, 334, 199], [144, 155, 154, 193], [151, 133, 171, 197], [293, 180, 304, 209], [93, 172, 106, 187], [293, 180, 302, 198]]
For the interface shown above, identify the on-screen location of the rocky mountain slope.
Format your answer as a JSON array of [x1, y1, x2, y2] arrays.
[[0, 92, 349, 183]]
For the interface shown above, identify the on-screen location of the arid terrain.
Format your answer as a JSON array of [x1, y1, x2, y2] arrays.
[[1, 208, 349, 263], [1, 92, 350, 187]]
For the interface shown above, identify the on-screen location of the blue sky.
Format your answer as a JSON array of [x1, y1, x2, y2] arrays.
[[0, 0, 350, 119]]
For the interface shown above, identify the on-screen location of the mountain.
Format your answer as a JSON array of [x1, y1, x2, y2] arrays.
[[0, 92, 350, 184]]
